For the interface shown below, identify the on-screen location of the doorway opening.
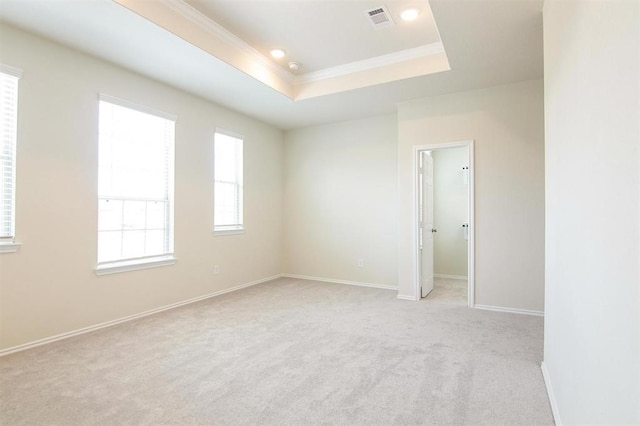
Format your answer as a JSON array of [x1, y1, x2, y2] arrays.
[[414, 141, 474, 307]]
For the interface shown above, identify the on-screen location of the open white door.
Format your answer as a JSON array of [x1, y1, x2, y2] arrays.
[[420, 151, 435, 298]]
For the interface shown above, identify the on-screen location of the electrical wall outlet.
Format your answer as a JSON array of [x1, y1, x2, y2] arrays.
[[213, 265, 220, 275], [357, 259, 364, 268]]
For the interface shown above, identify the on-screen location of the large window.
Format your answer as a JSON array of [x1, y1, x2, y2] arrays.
[[97, 95, 175, 271], [0, 66, 21, 249], [214, 131, 243, 233]]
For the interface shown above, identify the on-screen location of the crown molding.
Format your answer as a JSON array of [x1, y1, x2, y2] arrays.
[[158, 0, 294, 83], [131, 0, 448, 98], [294, 42, 445, 85]]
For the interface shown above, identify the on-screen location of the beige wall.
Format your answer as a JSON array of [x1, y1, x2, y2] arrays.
[[0, 24, 550, 352], [0, 24, 284, 350], [398, 80, 545, 312], [432, 147, 468, 278], [283, 115, 398, 287], [543, 0, 639, 423]]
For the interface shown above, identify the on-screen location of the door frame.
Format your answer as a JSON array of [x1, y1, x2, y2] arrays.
[[412, 140, 475, 307]]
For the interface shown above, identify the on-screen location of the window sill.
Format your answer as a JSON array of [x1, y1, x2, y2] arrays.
[[0, 242, 21, 254], [214, 228, 245, 236], [95, 255, 176, 276]]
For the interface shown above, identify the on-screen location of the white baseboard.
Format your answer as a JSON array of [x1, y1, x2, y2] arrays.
[[541, 362, 562, 426], [434, 274, 468, 280], [474, 304, 544, 317], [397, 294, 418, 301], [0, 274, 283, 357], [282, 274, 397, 291]]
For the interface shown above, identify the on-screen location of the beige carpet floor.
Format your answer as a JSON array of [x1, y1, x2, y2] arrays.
[[427, 277, 468, 306], [0, 277, 553, 425]]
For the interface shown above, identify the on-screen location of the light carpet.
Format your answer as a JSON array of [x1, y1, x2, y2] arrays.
[[0, 277, 553, 425], [427, 277, 468, 306]]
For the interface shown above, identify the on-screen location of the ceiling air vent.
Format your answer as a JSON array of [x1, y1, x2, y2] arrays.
[[366, 5, 395, 29]]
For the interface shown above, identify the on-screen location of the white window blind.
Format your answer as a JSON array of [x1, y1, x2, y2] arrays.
[[97, 96, 175, 264], [0, 68, 21, 239], [214, 131, 243, 232]]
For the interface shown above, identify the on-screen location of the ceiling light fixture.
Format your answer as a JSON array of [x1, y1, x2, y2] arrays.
[[288, 62, 300, 71], [270, 48, 286, 59], [400, 8, 420, 21]]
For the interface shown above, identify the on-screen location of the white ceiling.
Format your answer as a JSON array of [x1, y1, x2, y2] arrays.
[[0, 0, 543, 130], [184, 0, 440, 74]]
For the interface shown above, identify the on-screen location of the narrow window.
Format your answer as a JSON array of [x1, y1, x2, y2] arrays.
[[97, 95, 175, 270], [0, 67, 21, 245], [214, 131, 243, 233]]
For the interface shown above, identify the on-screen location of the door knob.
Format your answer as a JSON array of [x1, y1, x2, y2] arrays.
[[431, 228, 437, 233]]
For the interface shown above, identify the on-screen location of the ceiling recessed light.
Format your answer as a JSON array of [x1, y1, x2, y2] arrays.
[[288, 62, 300, 71], [270, 48, 286, 59], [400, 8, 420, 21]]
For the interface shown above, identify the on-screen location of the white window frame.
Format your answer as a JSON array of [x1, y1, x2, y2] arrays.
[[0, 64, 22, 254], [213, 129, 244, 235], [95, 94, 176, 275]]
